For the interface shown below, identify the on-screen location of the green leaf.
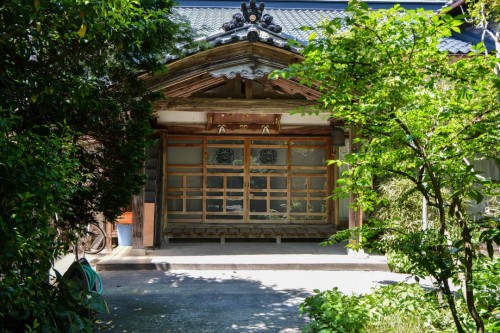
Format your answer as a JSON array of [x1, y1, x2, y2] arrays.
[[78, 24, 87, 38], [469, 189, 484, 204], [308, 31, 317, 42]]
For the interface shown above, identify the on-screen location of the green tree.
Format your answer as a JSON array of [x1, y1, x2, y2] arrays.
[[0, 0, 193, 331], [275, 2, 499, 332], [466, 0, 500, 104]]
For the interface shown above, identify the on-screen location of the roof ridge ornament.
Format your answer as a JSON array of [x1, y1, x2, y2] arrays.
[[222, 1, 282, 34]]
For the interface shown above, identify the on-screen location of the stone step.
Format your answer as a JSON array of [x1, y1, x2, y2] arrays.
[[95, 260, 390, 272]]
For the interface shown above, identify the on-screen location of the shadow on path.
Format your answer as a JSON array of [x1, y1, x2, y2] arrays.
[[96, 271, 311, 333]]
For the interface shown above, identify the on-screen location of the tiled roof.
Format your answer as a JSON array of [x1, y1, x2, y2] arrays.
[[174, 5, 481, 57], [438, 36, 472, 54], [177, 7, 345, 41], [179, 1, 448, 10]]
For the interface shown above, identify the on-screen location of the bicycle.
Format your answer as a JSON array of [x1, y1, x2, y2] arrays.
[[75, 222, 106, 260], [51, 214, 106, 296]]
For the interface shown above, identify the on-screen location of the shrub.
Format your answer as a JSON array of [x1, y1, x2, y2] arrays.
[[301, 283, 455, 333], [467, 257, 500, 332], [300, 287, 368, 333], [1, 262, 108, 332]]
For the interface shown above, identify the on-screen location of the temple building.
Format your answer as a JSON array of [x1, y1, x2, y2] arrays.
[[118, 0, 499, 248]]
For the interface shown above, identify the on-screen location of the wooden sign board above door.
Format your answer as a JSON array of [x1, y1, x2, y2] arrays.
[[206, 113, 281, 134]]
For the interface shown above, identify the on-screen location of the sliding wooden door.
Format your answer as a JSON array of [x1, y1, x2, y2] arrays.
[[205, 138, 245, 222], [166, 136, 330, 224]]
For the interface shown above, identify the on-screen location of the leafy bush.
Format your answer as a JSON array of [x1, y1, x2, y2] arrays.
[[373, 177, 447, 275], [4, 269, 108, 333], [386, 251, 421, 274], [467, 257, 500, 332], [375, 178, 441, 232], [300, 287, 368, 333], [1, 0, 194, 330], [0, 115, 85, 332], [301, 283, 455, 333], [48, 269, 109, 333], [283, 0, 499, 329]]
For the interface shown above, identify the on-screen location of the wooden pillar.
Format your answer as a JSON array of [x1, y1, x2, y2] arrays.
[[332, 146, 340, 229], [348, 128, 363, 238], [132, 188, 144, 249], [105, 222, 113, 251], [160, 132, 168, 243], [153, 132, 166, 247]]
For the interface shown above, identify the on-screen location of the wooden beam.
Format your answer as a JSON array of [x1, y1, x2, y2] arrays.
[[154, 98, 318, 114], [157, 124, 330, 136]]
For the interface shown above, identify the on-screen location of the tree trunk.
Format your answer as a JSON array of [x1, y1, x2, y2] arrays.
[[462, 226, 485, 333], [442, 277, 466, 333], [427, 168, 465, 333], [348, 128, 363, 244], [495, 32, 499, 102], [455, 201, 485, 333]]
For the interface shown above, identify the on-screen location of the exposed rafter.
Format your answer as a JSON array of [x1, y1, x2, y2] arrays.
[[266, 77, 321, 100], [161, 74, 226, 97]]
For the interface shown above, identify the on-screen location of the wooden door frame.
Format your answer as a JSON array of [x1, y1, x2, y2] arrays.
[[163, 135, 332, 226]]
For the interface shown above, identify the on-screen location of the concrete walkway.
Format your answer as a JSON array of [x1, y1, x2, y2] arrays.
[[94, 242, 390, 271], [50, 242, 436, 332], [97, 270, 430, 333], [95, 269, 430, 333]]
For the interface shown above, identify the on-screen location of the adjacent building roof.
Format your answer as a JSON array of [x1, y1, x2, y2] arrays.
[[169, 0, 492, 63]]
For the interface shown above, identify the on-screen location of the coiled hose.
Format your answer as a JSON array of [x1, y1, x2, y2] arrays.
[[81, 264, 103, 294]]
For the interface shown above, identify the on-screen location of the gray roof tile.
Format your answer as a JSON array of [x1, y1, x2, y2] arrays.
[[178, 1, 448, 11], [176, 7, 344, 40], [438, 37, 472, 54], [173, 6, 480, 58]]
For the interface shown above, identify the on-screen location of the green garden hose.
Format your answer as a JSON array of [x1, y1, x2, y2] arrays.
[[81, 264, 103, 294]]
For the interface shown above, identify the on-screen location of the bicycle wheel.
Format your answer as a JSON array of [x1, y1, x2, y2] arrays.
[[80, 224, 106, 255]]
